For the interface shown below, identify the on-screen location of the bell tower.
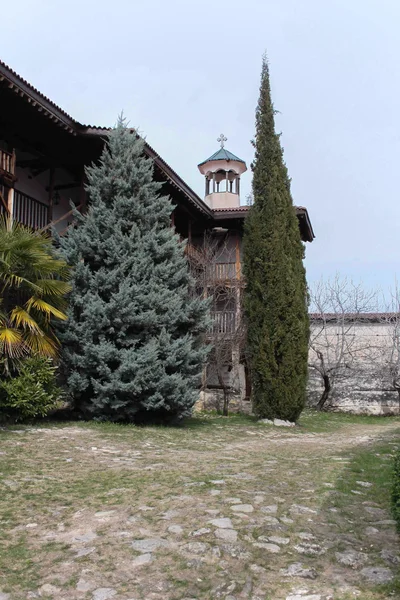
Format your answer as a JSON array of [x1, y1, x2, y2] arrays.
[[198, 135, 247, 209]]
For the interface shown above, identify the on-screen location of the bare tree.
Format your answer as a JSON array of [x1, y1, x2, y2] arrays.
[[376, 286, 400, 404], [245, 192, 254, 206], [308, 276, 378, 410], [188, 231, 246, 415]]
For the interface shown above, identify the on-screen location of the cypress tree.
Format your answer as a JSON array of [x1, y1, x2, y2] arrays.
[[59, 119, 209, 423], [243, 57, 309, 422]]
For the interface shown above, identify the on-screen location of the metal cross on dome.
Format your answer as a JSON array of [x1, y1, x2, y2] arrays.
[[217, 133, 227, 148]]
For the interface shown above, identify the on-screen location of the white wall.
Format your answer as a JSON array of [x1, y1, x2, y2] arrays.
[[15, 150, 80, 232], [308, 320, 400, 415]]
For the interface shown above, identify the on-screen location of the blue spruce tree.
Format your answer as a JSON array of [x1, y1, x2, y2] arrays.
[[59, 119, 209, 423]]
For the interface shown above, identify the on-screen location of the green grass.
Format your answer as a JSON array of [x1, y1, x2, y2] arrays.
[[0, 535, 40, 592], [335, 437, 399, 508], [297, 409, 400, 433], [3, 407, 398, 436], [2, 405, 399, 435], [326, 432, 400, 598]]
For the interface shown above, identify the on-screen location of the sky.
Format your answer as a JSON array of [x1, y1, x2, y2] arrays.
[[2, 0, 400, 295]]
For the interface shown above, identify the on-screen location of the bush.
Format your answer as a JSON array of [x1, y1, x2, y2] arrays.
[[0, 357, 63, 423], [392, 448, 400, 531]]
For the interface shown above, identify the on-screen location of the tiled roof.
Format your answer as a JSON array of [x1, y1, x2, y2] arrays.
[[0, 59, 315, 239], [0, 59, 78, 132], [82, 127, 212, 217], [0, 60, 211, 216], [213, 206, 249, 212], [198, 148, 245, 166], [213, 205, 309, 214]]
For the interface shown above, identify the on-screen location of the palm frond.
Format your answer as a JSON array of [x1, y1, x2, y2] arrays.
[[10, 306, 44, 333], [0, 326, 27, 358], [25, 297, 68, 321], [23, 330, 59, 357], [34, 279, 72, 297]]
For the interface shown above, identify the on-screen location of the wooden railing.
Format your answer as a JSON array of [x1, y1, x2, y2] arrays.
[[206, 262, 241, 282], [0, 149, 16, 176], [40, 203, 83, 235], [14, 190, 49, 230], [211, 311, 236, 334], [184, 241, 204, 265]]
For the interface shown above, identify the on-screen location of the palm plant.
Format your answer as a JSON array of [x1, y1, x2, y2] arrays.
[[0, 216, 71, 375]]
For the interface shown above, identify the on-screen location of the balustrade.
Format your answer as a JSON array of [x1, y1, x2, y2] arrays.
[[0, 149, 15, 177], [211, 311, 236, 334], [14, 190, 49, 230]]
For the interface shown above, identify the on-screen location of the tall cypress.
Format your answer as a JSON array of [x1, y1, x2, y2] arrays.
[[243, 57, 309, 422], [59, 118, 209, 423]]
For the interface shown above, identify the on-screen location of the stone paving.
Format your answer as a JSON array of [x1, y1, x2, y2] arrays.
[[0, 417, 399, 599]]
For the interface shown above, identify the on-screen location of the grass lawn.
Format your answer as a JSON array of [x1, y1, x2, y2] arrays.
[[0, 410, 399, 600]]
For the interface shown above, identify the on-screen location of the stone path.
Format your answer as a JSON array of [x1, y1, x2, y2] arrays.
[[0, 416, 399, 599]]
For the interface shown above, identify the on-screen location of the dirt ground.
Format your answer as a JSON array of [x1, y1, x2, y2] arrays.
[[0, 412, 399, 600]]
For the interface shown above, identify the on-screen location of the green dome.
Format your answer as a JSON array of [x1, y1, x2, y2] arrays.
[[198, 147, 245, 167]]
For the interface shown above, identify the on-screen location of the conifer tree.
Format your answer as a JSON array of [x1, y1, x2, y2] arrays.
[[59, 119, 209, 423], [243, 57, 309, 422]]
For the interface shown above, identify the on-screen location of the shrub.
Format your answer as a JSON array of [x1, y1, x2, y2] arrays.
[[392, 447, 400, 531], [0, 357, 63, 423]]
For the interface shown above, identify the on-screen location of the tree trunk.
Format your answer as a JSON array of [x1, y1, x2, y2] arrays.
[[216, 362, 230, 416], [316, 374, 331, 411], [222, 389, 230, 416], [394, 384, 400, 411]]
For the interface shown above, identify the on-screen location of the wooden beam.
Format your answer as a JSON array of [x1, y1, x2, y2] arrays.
[[188, 218, 192, 243], [7, 187, 14, 217], [18, 158, 49, 169], [0, 189, 10, 214], [31, 167, 48, 178], [40, 203, 82, 233], [79, 167, 87, 211], [235, 232, 241, 280], [45, 181, 80, 192], [47, 166, 55, 222], [11, 150, 16, 176]]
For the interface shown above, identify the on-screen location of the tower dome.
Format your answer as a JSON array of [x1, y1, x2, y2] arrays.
[[198, 134, 247, 209]]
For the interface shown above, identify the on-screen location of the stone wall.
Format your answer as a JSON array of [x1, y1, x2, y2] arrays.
[[307, 321, 400, 415], [194, 390, 253, 414], [198, 320, 400, 416]]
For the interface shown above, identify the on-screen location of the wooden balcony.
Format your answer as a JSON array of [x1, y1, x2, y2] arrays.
[[206, 262, 241, 282], [0, 149, 16, 183], [14, 190, 49, 230], [211, 311, 236, 334]]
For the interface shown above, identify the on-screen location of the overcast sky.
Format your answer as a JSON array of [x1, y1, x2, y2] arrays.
[[2, 0, 400, 297]]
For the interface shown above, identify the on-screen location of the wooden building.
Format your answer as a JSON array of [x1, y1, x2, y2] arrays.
[[0, 60, 315, 406]]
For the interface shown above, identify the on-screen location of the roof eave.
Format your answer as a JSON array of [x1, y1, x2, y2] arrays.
[[295, 206, 315, 242], [80, 127, 213, 218], [0, 60, 78, 134], [212, 205, 315, 242]]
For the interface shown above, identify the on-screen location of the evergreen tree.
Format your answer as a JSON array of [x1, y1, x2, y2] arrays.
[[243, 57, 309, 422], [59, 119, 209, 423]]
